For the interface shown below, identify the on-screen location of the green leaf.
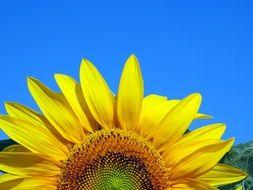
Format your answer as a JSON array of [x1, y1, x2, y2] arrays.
[[220, 141, 253, 190]]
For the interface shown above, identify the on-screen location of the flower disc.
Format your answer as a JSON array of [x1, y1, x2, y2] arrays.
[[58, 129, 169, 190]]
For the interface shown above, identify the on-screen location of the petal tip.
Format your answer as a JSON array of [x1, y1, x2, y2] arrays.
[[4, 101, 10, 107], [26, 77, 38, 87], [54, 73, 63, 80], [184, 92, 202, 107], [192, 92, 202, 99], [129, 53, 137, 59], [226, 137, 235, 148], [80, 58, 91, 67], [126, 54, 140, 67], [80, 59, 95, 76]]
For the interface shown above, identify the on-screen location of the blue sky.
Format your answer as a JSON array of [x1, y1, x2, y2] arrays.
[[0, 1, 252, 144]]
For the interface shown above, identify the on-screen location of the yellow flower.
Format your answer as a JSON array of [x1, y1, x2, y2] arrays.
[[0, 54, 247, 189]]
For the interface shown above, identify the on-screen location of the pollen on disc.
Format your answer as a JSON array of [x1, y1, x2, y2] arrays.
[[58, 129, 169, 190]]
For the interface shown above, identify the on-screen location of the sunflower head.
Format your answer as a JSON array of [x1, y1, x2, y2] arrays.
[[0, 54, 247, 189]]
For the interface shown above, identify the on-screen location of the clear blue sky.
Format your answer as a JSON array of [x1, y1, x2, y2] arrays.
[[0, 1, 252, 144]]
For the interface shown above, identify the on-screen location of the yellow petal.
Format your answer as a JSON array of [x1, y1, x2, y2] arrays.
[[138, 94, 168, 133], [138, 95, 210, 139], [5, 102, 42, 127], [169, 123, 226, 147], [0, 174, 22, 183], [80, 59, 114, 129], [0, 116, 68, 161], [235, 185, 244, 190], [153, 93, 202, 151], [5, 102, 69, 146], [194, 113, 213, 119], [163, 123, 227, 166], [0, 175, 57, 190], [3, 144, 29, 152], [142, 94, 168, 107], [55, 74, 98, 132], [170, 138, 234, 180], [27, 77, 85, 143], [0, 152, 60, 177], [163, 139, 222, 168], [117, 54, 144, 131], [170, 178, 218, 190], [139, 99, 178, 139], [198, 163, 247, 186]]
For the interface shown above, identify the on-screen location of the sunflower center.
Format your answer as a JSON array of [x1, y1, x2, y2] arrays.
[[58, 129, 169, 190]]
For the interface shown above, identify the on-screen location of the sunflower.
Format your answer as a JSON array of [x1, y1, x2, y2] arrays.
[[0, 54, 247, 189]]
